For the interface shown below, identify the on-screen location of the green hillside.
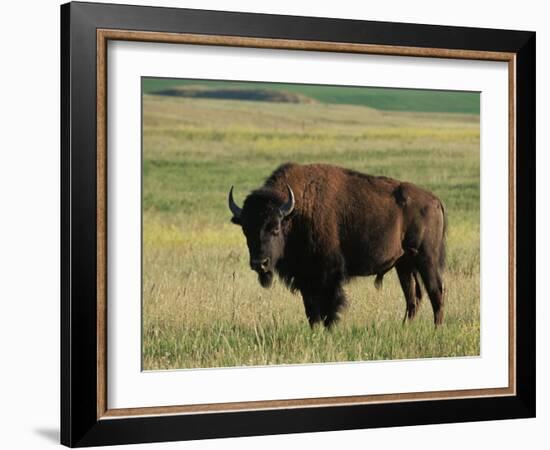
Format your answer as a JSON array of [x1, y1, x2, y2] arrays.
[[142, 77, 479, 114]]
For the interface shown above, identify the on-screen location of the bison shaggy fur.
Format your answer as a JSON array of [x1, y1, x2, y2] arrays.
[[228, 163, 446, 328]]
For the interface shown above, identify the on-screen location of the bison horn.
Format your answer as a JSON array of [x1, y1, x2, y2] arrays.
[[228, 186, 242, 219], [279, 184, 295, 217]]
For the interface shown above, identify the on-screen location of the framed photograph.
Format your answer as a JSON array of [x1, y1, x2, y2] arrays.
[[61, 1, 535, 447]]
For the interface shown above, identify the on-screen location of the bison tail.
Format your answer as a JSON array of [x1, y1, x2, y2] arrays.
[[374, 274, 384, 290], [438, 201, 447, 273]]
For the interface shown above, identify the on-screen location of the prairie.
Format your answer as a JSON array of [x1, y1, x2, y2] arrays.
[[142, 83, 480, 370]]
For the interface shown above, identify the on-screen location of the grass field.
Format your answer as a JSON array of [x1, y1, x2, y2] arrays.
[[142, 80, 480, 370]]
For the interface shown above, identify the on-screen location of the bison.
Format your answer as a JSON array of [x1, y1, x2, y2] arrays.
[[228, 163, 446, 328]]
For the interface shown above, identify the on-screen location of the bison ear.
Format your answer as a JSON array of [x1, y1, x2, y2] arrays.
[[231, 216, 242, 226]]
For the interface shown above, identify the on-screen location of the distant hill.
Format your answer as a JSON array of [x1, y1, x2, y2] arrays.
[[153, 85, 317, 104], [143, 78, 479, 114]]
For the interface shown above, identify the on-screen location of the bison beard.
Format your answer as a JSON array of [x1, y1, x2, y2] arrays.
[[258, 270, 274, 288], [229, 162, 447, 328]]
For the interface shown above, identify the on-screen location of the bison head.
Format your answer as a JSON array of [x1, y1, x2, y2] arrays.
[[228, 185, 295, 288]]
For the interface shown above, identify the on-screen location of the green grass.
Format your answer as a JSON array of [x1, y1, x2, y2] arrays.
[[142, 87, 480, 370], [142, 78, 480, 114]]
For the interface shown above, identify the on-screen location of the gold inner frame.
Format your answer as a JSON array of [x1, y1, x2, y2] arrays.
[[96, 29, 517, 420]]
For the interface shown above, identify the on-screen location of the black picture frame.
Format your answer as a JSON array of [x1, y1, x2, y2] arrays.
[[61, 1, 536, 447]]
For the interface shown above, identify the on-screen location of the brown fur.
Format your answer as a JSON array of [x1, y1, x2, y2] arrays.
[[231, 163, 446, 327]]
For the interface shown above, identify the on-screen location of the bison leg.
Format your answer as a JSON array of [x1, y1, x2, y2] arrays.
[[320, 284, 347, 329], [302, 294, 321, 328], [300, 291, 322, 328], [300, 283, 347, 329], [417, 260, 444, 326], [396, 259, 421, 322]]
